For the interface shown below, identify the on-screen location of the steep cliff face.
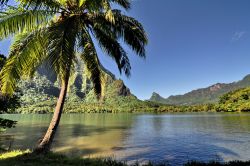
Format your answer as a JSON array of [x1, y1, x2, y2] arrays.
[[149, 74, 250, 105], [18, 63, 133, 105], [108, 79, 131, 97]]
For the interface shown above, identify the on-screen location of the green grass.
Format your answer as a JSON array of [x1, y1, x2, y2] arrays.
[[0, 150, 250, 166], [0, 150, 30, 159], [0, 150, 127, 166]]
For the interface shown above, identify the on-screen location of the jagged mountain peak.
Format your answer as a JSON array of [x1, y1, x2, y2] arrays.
[[150, 92, 165, 102]]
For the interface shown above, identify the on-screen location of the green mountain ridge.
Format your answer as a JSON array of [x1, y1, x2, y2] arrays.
[[149, 74, 250, 105]]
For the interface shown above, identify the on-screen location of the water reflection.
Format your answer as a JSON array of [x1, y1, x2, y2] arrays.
[[1, 113, 250, 165]]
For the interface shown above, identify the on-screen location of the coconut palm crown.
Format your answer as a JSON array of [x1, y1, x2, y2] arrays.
[[0, 0, 147, 153]]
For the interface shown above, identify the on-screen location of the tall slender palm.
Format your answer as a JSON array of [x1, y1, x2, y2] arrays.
[[0, 0, 147, 154]]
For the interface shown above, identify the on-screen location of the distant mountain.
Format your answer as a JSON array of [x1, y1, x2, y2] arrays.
[[149, 74, 250, 105], [150, 92, 165, 103]]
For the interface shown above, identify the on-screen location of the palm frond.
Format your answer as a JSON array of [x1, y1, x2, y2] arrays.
[[0, 0, 8, 5], [0, 30, 47, 95], [84, 0, 130, 11], [45, 16, 78, 83], [88, 9, 148, 57], [0, 9, 53, 40], [111, 10, 148, 57], [79, 27, 104, 98], [110, 0, 131, 10], [19, 0, 61, 11], [92, 25, 131, 77]]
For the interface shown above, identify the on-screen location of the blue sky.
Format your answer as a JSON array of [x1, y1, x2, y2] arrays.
[[1, 0, 250, 100]]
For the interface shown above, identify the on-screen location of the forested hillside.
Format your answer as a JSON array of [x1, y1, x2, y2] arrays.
[[216, 87, 250, 112], [4, 56, 250, 113], [16, 61, 152, 113]]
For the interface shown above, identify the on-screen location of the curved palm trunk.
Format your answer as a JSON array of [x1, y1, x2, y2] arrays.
[[34, 72, 70, 154]]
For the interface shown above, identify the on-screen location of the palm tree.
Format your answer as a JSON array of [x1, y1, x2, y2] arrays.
[[0, 54, 6, 69], [0, 0, 147, 154]]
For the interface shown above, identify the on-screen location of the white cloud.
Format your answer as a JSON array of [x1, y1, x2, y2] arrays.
[[231, 31, 246, 42]]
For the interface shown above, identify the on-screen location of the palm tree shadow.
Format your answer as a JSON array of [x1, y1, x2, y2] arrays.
[[0, 151, 129, 166]]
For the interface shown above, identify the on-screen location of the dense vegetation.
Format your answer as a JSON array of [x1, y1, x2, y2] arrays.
[[3, 70, 250, 114], [215, 87, 250, 112], [0, 54, 20, 113], [149, 75, 250, 105], [5, 69, 216, 113], [2, 48, 250, 114], [0, 54, 19, 130]]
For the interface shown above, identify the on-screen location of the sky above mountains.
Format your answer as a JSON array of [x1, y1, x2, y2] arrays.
[[1, 0, 250, 100]]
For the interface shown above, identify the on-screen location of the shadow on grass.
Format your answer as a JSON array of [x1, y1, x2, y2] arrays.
[[0, 150, 127, 166], [0, 150, 250, 166]]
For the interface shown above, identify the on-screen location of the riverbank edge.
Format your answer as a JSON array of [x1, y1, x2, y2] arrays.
[[2, 111, 249, 116], [0, 150, 249, 166]]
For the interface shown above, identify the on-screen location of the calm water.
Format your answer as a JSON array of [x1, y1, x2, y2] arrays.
[[1, 113, 250, 165]]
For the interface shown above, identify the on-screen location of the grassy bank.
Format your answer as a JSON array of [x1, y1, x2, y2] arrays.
[[0, 150, 250, 166]]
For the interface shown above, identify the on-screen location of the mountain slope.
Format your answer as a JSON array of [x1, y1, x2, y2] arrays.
[[149, 74, 250, 105], [216, 87, 250, 112], [17, 62, 139, 113]]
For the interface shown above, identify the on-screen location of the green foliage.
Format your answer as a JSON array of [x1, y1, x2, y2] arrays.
[[0, 53, 21, 113], [0, 7, 52, 40], [216, 87, 250, 112], [0, 54, 6, 69], [13, 69, 250, 113], [11, 66, 247, 114], [0, 54, 19, 131], [0, 118, 17, 129], [10, 70, 219, 114], [0, 93, 20, 113]]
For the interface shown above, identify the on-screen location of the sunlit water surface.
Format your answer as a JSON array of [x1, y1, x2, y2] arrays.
[[1, 113, 250, 165]]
